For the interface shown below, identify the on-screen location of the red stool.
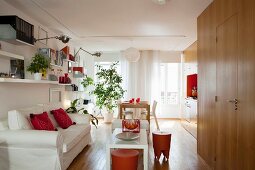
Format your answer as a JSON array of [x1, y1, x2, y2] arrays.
[[152, 131, 171, 160], [111, 149, 139, 170]]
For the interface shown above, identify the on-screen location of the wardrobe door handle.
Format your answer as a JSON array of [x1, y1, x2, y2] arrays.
[[227, 99, 238, 104]]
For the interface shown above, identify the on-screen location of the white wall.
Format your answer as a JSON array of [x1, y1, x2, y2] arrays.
[[0, 1, 77, 119]]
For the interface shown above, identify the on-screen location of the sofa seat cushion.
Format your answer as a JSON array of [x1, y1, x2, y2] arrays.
[[112, 119, 150, 132], [60, 124, 91, 153]]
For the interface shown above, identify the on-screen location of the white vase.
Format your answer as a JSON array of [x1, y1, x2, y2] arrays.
[[104, 111, 113, 123], [34, 73, 42, 80]]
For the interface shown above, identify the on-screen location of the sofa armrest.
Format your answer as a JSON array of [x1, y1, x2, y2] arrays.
[[0, 130, 62, 149], [68, 113, 90, 125]]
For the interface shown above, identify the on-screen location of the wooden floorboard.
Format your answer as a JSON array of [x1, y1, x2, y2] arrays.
[[68, 119, 210, 170]]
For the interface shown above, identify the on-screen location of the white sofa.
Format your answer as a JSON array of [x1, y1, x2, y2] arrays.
[[0, 103, 91, 170]]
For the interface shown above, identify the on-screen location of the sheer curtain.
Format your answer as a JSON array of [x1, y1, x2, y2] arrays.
[[120, 50, 161, 108]]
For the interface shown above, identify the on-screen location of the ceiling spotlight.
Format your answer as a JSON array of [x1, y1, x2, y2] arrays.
[[152, 0, 169, 5], [34, 35, 70, 44]]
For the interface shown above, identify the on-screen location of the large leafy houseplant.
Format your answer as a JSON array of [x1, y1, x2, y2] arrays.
[[27, 53, 50, 73], [93, 62, 125, 116], [66, 99, 98, 128]]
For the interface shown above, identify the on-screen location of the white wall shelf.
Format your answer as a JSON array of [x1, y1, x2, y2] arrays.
[[0, 78, 59, 84], [63, 59, 77, 64], [50, 63, 62, 67], [58, 83, 72, 86], [0, 50, 25, 60]]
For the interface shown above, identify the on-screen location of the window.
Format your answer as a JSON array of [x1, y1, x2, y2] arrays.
[[160, 63, 179, 105]]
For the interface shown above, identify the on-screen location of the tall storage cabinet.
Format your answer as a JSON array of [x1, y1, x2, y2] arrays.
[[197, 0, 255, 169]]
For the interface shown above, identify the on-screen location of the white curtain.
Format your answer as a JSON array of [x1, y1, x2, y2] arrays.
[[120, 50, 161, 105]]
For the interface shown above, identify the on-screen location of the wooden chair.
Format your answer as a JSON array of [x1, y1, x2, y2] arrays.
[[141, 100, 159, 130]]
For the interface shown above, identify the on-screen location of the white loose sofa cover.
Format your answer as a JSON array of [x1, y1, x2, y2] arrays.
[[0, 103, 91, 170]]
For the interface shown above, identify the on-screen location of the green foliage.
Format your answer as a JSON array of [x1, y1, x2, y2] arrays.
[[81, 76, 94, 90], [27, 53, 50, 73], [93, 62, 125, 112], [65, 99, 83, 113], [65, 99, 99, 128]]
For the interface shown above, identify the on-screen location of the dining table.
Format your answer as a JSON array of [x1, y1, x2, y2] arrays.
[[118, 101, 150, 123]]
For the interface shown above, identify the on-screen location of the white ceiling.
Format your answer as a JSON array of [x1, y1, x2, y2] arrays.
[[5, 0, 212, 51]]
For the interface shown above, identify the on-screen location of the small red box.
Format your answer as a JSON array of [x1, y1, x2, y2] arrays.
[[72, 67, 83, 73], [122, 119, 140, 133]]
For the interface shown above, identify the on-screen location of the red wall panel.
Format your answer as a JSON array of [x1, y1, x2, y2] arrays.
[[187, 74, 197, 97]]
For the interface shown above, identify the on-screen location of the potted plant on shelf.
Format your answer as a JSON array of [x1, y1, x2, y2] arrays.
[[27, 53, 50, 80], [93, 62, 125, 123], [66, 99, 98, 128]]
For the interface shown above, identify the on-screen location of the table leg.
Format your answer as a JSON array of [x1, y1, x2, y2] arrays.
[[146, 105, 150, 124], [106, 146, 111, 170], [119, 105, 122, 119], [143, 146, 149, 170]]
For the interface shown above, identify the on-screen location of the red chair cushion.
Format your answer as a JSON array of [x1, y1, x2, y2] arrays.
[[51, 108, 74, 129], [30, 112, 55, 131]]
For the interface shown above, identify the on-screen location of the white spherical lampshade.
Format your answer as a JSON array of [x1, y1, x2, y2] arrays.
[[122, 47, 140, 62]]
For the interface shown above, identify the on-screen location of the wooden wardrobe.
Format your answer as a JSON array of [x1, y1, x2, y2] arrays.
[[197, 0, 255, 169]]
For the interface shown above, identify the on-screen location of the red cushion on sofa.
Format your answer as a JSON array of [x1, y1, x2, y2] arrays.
[[30, 112, 55, 131], [51, 108, 74, 129]]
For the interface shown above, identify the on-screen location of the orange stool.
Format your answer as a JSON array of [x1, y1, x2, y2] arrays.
[[111, 149, 139, 170], [152, 131, 172, 160]]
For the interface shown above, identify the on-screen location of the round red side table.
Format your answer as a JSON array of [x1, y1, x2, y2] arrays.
[[152, 131, 172, 160], [111, 149, 139, 170]]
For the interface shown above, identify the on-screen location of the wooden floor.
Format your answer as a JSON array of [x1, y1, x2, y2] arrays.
[[181, 120, 197, 139], [68, 119, 209, 170]]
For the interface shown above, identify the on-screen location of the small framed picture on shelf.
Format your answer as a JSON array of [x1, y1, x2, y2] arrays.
[[50, 49, 57, 65], [57, 51, 64, 66]]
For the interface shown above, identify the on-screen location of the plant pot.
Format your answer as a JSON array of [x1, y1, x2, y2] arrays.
[[34, 73, 42, 80], [104, 111, 113, 123], [83, 99, 90, 105]]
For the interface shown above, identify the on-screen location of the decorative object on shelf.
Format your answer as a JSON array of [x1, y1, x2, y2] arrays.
[[10, 59, 24, 79], [0, 15, 34, 45], [122, 47, 140, 62], [38, 48, 63, 66], [93, 62, 125, 123], [27, 53, 50, 80], [71, 84, 78, 91], [122, 119, 140, 133], [59, 73, 71, 84], [73, 67, 84, 78], [83, 99, 91, 105], [0, 72, 10, 78], [34, 35, 70, 44], [49, 74, 58, 81], [61, 46, 70, 60], [66, 99, 98, 128], [74, 47, 101, 58]]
